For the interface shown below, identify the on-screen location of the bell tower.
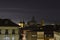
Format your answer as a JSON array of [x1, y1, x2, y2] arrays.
[[40, 19, 45, 26], [27, 16, 37, 26]]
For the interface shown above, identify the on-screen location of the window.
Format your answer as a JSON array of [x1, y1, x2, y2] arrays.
[[12, 29, 15, 34], [5, 29, 8, 35], [0, 29, 1, 34], [12, 35, 15, 40], [4, 35, 10, 40], [32, 35, 37, 37]]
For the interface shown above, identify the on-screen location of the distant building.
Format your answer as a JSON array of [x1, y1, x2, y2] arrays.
[[54, 32, 60, 40], [0, 19, 20, 40], [44, 25, 54, 40], [54, 25, 60, 40], [19, 16, 55, 40], [20, 16, 45, 40], [0, 17, 58, 40], [22, 25, 44, 40], [27, 16, 37, 26], [40, 19, 45, 26], [18, 16, 39, 40]]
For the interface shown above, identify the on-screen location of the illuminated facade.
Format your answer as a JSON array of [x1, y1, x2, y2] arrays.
[[54, 25, 60, 40], [0, 19, 19, 40], [20, 17, 54, 40], [40, 19, 45, 26], [0, 17, 57, 40], [37, 32, 44, 40], [21, 24, 44, 40], [22, 30, 44, 40], [54, 32, 60, 40]]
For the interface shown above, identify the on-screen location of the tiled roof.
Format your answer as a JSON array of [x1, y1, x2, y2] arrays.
[[0, 19, 19, 27]]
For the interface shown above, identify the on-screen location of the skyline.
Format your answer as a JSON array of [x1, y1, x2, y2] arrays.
[[0, 0, 60, 24]]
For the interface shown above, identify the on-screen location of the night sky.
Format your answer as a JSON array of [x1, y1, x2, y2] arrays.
[[0, 0, 60, 24]]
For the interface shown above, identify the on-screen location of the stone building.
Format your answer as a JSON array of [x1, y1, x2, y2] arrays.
[[54, 25, 60, 40], [0, 19, 19, 40]]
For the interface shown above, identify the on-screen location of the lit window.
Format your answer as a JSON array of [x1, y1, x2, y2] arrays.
[[32, 35, 37, 37], [12, 35, 15, 40], [4, 35, 10, 40]]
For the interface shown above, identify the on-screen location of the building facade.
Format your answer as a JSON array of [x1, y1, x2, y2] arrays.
[[54, 25, 60, 40], [54, 32, 60, 40], [0, 19, 20, 40]]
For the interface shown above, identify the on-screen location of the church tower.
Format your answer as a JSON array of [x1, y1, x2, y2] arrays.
[[27, 16, 37, 26], [40, 19, 45, 26]]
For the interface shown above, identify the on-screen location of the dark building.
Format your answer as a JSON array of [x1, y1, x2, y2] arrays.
[[44, 25, 54, 40]]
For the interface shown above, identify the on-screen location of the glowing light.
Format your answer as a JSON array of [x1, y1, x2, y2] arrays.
[[19, 23, 24, 27]]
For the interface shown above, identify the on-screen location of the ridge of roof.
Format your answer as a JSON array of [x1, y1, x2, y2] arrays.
[[0, 19, 19, 27]]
